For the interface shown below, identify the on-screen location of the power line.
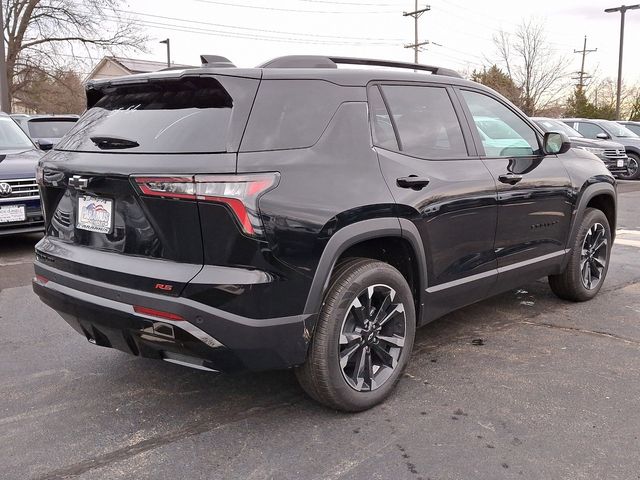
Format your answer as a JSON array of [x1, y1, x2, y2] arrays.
[[297, 0, 398, 5], [114, 8, 404, 42], [98, 14, 398, 46], [194, 0, 397, 14]]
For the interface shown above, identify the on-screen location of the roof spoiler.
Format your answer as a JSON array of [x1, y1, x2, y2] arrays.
[[257, 55, 461, 78], [200, 55, 236, 68]]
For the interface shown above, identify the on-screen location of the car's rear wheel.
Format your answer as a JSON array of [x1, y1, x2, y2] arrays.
[[620, 153, 640, 180], [296, 258, 416, 412], [549, 208, 611, 302]]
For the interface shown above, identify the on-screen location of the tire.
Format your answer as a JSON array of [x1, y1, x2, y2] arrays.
[[620, 153, 640, 180], [549, 208, 612, 302], [295, 258, 416, 412]]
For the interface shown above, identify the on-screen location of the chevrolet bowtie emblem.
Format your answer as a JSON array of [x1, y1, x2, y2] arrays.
[[68, 175, 89, 190]]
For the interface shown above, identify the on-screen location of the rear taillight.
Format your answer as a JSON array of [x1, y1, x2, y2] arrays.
[[134, 176, 196, 200], [133, 173, 279, 236]]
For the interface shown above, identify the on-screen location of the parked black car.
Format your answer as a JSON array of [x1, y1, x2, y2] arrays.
[[562, 118, 640, 180], [33, 56, 617, 411], [12, 114, 79, 151], [0, 113, 44, 235], [532, 117, 629, 177], [617, 121, 640, 137]]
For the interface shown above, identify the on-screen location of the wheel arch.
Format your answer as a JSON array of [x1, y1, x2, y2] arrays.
[[303, 218, 427, 323], [567, 182, 617, 251]]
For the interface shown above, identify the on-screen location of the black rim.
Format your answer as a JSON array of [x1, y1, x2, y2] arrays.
[[627, 158, 639, 178], [339, 284, 406, 392], [580, 222, 607, 290]]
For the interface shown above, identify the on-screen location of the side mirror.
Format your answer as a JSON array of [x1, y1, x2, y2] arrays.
[[596, 132, 609, 140], [36, 139, 54, 151], [543, 132, 571, 155]]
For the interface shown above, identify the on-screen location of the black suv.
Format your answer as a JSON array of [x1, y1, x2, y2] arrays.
[[33, 55, 616, 411]]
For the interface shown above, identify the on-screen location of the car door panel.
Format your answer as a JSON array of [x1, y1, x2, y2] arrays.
[[370, 84, 498, 323], [456, 88, 573, 294]]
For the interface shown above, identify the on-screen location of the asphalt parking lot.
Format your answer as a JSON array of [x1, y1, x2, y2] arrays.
[[2, 181, 640, 480]]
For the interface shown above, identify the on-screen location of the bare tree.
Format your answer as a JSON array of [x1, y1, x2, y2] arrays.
[[492, 20, 568, 116], [3, 0, 146, 108]]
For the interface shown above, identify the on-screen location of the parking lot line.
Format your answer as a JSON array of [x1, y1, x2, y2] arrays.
[[617, 229, 640, 236], [616, 239, 640, 248]]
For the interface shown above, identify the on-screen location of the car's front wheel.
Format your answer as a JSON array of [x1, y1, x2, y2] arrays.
[[549, 208, 612, 302], [620, 153, 640, 180], [296, 258, 416, 412]]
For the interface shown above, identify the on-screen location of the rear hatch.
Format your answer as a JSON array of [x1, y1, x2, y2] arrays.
[[37, 71, 261, 295]]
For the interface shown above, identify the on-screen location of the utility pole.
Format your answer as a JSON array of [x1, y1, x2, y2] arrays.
[[0, 0, 11, 113], [403, 1, 430, 63], [159, 38, 171, 68], [573, 36, 597, 91], [605, 4, 640, 120]]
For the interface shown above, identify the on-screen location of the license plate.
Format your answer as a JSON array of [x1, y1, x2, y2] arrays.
[[0, 204, 26, 223], [77, 195, 113, 233], [618, 160, 624, 167]]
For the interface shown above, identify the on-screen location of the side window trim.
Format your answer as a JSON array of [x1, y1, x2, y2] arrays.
[[367, 83, 402, 152], [451, 87, 484, 156], [455, 87, 543, 159], [371, 81, 474, 160], [372, 84, 403, 151]]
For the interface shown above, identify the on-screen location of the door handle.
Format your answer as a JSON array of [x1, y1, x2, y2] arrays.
[[498, 173, 523, 185], [396, 175, 430, 190]]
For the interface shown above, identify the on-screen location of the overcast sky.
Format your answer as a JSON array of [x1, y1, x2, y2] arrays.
[[117, 0, 640, 86]]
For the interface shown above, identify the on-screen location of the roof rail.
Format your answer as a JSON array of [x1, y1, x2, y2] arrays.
[[257, 55, 461, 78]]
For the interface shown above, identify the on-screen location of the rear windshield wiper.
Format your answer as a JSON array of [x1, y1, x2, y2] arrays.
[[90, 136, 140, 150]]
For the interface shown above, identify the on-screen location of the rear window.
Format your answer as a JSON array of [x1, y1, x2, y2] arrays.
[[28, 119, 77, 139], [56, 76, 258, 154], [240, 80, 353, 152]]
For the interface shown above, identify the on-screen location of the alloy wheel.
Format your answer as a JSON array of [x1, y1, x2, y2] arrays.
[[339, 284, 407, 392], [580, 222, 607, 290], [627, 157, 639, 178]]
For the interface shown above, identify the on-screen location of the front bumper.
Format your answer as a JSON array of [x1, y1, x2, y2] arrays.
[[32, 262, 314, 372], [0, 199, 44, 236], [599, 156, 629, 175]]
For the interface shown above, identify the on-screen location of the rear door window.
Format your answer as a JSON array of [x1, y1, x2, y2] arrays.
[[240, 80, 354, 152], [56, 76, 259, 154], [574, 122, 606, 140], [368, 86, 398, 151], [380, 85, 468, 159]]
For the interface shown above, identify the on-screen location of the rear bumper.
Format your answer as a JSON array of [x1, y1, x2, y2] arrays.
[[32, 261, 314, 372]]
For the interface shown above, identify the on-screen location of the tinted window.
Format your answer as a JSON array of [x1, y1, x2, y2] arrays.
[[0, 117, 34, 150], [57, 76, 258, 153], [574, 122, 606, 139], [381, 85, 467, 159], [534, 119, 582, 137], [241, 80, 350, 152], [461, 90, 540, 157], [28, 119, 77, 139], [600, 120, 638, 138], [369, 86, 398, 150], [624, 123, 640, 136]]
